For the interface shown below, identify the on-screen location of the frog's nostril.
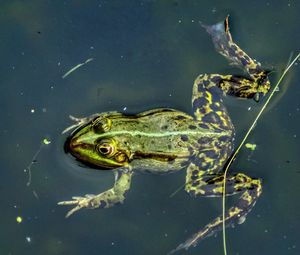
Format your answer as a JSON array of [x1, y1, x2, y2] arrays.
[[66, 136, 82, 153]]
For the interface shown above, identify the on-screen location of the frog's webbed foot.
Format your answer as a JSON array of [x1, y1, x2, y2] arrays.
[[200, 15, 235, 63], [58, 169, 132, 218], [58, 194, 102, 218], [201, 16, 260, 71], [62, 114, 100, 134]]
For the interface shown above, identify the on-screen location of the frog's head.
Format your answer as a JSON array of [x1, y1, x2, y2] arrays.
[[65, 116, 130, 169]]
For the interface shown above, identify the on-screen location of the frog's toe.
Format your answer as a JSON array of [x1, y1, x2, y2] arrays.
[[68, 115, 81, 121], [57, 199, 83, 218], [62, 124, 78, 134], [61, 116, 87, 134], [58, 196, 87, 205], [57, 200, 78, 206], [58, 196, 95, 218], [84, 194, 96, 198], [62, 113, 102, 134], [167, 242, 189, 255]]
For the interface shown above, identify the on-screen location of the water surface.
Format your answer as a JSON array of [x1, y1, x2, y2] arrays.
[[1, 1, 300, 254]]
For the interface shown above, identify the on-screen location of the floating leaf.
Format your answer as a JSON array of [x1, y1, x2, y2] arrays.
[[16, 216, 22, 223], [245, 143, 257, 151]]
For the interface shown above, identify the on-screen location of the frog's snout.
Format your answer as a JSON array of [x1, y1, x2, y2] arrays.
[[64, 135, 84, 154], [64, 136, 72, 153]]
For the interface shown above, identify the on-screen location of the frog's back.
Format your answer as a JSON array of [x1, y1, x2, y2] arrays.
[[109, 108, 233, 173]]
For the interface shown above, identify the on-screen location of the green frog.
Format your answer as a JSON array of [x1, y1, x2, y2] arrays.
[[59, 17, 270, 253]]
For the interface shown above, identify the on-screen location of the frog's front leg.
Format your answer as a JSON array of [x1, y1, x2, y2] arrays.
[[58, 168, 132, 218], [170, 164, 262, 254], [62, 113, 101, 134]]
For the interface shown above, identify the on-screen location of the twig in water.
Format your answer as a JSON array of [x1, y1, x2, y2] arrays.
[[26, 138, 51, 186], [62, 58, 94, 79]]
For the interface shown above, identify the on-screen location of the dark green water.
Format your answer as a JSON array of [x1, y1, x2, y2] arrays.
[[1, 1, 299, 254]]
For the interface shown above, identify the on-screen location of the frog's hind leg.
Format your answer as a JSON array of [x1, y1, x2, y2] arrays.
[[200, 16, 271, 100], [192, 74, 235, 131], [202, 16, 262, 76], [169, 166, 262, 254], [192, 72, 269, 130]]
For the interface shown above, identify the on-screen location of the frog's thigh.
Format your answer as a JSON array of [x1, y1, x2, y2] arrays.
[[192, 74, 233, 131]]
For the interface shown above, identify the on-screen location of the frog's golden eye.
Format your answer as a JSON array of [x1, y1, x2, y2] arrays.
[[96, 143, 114, 156]]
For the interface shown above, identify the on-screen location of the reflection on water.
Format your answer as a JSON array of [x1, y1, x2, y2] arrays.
[[1, 1, 300, 254]]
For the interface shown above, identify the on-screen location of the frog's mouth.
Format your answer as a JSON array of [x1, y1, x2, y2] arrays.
[[64, 137, 119, 170]]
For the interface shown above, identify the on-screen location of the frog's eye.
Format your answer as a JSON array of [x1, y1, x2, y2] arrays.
[[96, 142, 114, 156], [92, 117, 112, 133]]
